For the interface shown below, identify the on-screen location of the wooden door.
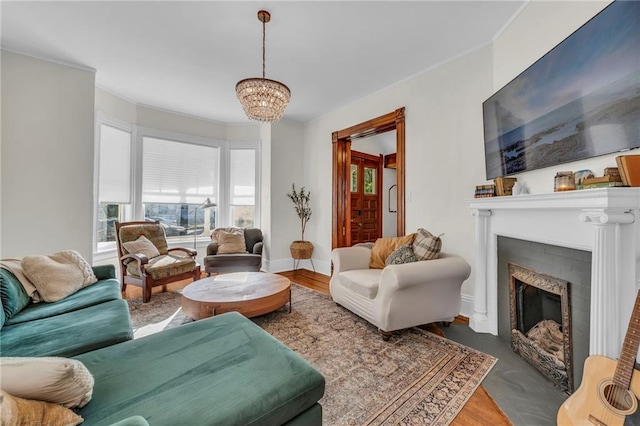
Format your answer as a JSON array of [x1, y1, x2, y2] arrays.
[[332, 107, 405, 249], [350, 151, 383, 244]]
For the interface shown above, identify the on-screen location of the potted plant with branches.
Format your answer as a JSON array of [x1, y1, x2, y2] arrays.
[[287, 184, 314, 267]]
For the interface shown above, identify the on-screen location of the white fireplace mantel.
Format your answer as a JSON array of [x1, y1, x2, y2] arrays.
[[468, 188, 640, 359]]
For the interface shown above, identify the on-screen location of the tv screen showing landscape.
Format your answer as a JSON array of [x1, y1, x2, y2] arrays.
[[483, 0, 640, 180]]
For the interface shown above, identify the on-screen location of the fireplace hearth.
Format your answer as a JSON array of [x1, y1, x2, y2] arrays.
[[509, 263, 572, 393]]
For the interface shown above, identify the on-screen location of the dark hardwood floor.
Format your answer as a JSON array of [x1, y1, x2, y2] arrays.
[[123, 269, 511, 425]]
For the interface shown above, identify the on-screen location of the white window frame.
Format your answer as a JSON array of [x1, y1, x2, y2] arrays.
[[93, 112, 134, 257]]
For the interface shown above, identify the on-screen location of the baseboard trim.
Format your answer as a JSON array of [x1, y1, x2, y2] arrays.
[[460, 294, 474, 319], [264, 258, 331, 276]]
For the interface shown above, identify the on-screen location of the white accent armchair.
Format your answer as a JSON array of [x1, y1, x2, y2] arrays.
[[330, 246, 471, 339]]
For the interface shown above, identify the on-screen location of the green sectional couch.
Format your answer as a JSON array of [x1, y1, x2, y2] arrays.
[[75, 312, 325, 425], [0, 265, 325, 425], [0, 265, 133, 357]]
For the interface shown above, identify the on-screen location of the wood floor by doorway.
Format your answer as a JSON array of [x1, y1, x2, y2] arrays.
[[123, 270, 511, 425]]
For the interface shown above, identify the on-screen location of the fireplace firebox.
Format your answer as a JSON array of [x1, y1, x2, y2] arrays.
[[509, 263, 573, 393]]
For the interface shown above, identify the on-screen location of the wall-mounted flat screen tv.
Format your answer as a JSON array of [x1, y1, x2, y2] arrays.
[[483, 0, 640, 180]]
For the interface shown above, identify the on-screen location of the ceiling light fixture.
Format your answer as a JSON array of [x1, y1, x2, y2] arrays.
[[236, 10, 291, 123]]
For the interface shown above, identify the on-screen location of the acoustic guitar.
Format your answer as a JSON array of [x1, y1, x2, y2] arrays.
[[558, 290, 640, 425]]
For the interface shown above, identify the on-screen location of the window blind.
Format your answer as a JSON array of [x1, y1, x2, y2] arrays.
[[142, 137, 219, 204], [230, 149, 255, 205], [98, 124, 131, 204]]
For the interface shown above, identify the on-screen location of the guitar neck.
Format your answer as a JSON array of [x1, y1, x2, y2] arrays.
[[613, 290, 640, 389]]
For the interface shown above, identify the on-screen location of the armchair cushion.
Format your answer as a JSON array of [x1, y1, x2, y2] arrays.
[[118, 224, 168, 256], [369, 234, 416, 269], [122, 236, 160, 259], [338, 269, 382, 299], [126, 254, 197, 280]]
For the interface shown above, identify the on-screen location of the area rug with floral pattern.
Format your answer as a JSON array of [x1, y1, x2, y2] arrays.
[[127, 284, 497, 425]]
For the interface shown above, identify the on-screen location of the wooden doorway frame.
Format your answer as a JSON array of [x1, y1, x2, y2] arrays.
[[332, 107, 405, 249]]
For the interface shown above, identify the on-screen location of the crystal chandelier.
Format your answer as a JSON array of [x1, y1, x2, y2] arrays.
[[236, 10, 291, 123]]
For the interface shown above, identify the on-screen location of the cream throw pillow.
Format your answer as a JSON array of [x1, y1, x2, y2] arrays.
[[212, 228, 247, 254], [369, 234, 416, 269], [217, 232, 248, 254], [0, 357, 94, 409], [22, 250, 98, 303], [122, 235, 161, 259], [0, 390, 84, 426]]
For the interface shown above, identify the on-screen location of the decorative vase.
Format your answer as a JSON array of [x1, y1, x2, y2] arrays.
[[290, 241, 314, 259]]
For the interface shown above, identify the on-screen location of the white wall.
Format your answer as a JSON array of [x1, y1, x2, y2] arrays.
[[268, 120, 306, 271], [96, 88, 261, 144], [259, 122, 272, 270], [95, 88, 137, 124], [492, 1, 613, 194], [1, 51, 96, 260], [303, 47, 492, 287]]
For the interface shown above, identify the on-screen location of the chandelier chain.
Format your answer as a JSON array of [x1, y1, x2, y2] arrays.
[[262, 16, 266, 79]]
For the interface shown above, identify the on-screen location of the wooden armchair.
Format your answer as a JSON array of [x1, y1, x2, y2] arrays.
[[115, 221, 200, 302]]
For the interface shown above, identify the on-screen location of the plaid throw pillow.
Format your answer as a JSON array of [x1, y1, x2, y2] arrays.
[[412, 228, 443, 261]]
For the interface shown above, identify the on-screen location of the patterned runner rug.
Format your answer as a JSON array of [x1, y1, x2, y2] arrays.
[[127, 284, 497, 425]]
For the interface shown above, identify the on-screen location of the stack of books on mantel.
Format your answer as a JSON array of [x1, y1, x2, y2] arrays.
[[474, 184, 495, 198]]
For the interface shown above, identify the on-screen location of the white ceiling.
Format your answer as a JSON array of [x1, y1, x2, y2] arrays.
[[1, 1, 524, 124]]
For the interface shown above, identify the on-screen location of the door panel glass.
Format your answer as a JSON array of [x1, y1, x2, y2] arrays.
[[350, 164, 358, 192], [364, 167, 376, 194]]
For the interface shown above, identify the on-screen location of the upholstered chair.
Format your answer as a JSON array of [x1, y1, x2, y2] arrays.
[[330, 245, 471, 340], [115, 221, 200, 302], [203, 228, 263, 275]]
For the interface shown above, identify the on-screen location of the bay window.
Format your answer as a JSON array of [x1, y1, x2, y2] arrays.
[[94, 116, 259, 253]]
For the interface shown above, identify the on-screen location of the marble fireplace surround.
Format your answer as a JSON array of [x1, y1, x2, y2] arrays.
[[468, 188, 640, 359]]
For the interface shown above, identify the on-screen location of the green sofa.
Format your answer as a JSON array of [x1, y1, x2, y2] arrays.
[[75, 312, 325, 425], [0, 265, 133, 357], [0, 265, 325, 425]]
